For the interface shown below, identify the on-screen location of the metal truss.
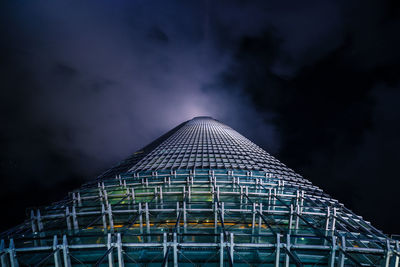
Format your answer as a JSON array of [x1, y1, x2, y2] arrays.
[[1, 169, 399, 266], [1, 117, 398, 266]]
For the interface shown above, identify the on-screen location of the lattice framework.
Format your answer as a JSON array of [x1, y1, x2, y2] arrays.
[[1, 117, 399, 266]]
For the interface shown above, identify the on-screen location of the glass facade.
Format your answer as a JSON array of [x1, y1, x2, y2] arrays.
[[0, 117, 398, 266]]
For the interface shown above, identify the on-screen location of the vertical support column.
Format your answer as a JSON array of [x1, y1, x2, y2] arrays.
[[294, 191, 300, 230], [163, 232, 167, 258], [214, 202, 218, 243], [125, 188, 132, 203], [183, 201, 187, 233], [268, 188, 272, 211], [214, 202, 218, 229], [213, 174, 217, 189], [325, 207, 331, 233], [0, 240, 6, 266], [240, 186, 243, 205], [384, 239, 392, 267], [337, 236, 346, 267], [258, 203, 263, 243], [8, 239, 18, 267], [65, 207, 72, 231], [277, 180, 281, 195], [295, 204, 300, 230], [300, 191, 304, 214], [102, 204, 107, 230], [99, 187, 104, 203], [251, 202, 256, 243], [131, 188, 135, 204], [34, 209, 42, 246], [294, 204, 300, 246], [211, 186, 215, 204], [0, 240, 7, 267], [139, 203, 143, 234], [72, 207, 79, 230], [230, 233, 234, 265], [53, 235, 61, 267], [275, 233, 280, 267], [176, 202, 180, 234], [285, 234, 291, 267], [219, 232, 224, 267], [390, 240, 400, 267], [324, 207, 331, 246], [332, 208, 337, 231], [328, 234, 336, 267], [77, 192, 82, 207], [221, 202, 225, 222], [104, 190, 109, 207], [289, 204, 294, 232], [108, 205, 114, 231], [117, 233, 124, 267], [145, 202, 150, 242], [36, 210, 44, 231], [62, 235, 72, 267], [160, 186, 164, 209], [173, 232, 178, 267], [107, 233, 114, 267], [252, 203, 256, 230], [30, 210, 37, 233], [245, 186, 249, 204], [72, 192, 77, 206], [255, 178, 259, 194], [258, 203, 263, 230]]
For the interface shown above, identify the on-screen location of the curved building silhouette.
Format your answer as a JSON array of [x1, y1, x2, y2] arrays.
[[1, 117, 399, 266]]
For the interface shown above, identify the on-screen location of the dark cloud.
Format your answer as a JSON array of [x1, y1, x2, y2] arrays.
[[219, 0, 400, 234], [53, 63, 79, 77], [0, 0, 275, 231], [0, 0, 399, 234], [147, 27, 169, 44]]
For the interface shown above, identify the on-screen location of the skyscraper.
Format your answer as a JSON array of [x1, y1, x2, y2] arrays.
[[1, 117, 398, 266]]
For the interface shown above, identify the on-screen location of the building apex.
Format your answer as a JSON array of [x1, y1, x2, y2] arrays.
[[191, 116, 215, 120]]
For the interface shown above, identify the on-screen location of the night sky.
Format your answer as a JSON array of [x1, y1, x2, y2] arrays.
[[1, 0, 400, 235]]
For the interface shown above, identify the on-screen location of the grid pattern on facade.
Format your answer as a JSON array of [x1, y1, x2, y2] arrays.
[[96, 121, 187, 180], [0, 117, 398, 267], [129, 117, 305, 184]]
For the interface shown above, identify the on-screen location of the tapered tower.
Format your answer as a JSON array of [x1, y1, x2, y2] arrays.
[[1, 117, 398, 266]]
